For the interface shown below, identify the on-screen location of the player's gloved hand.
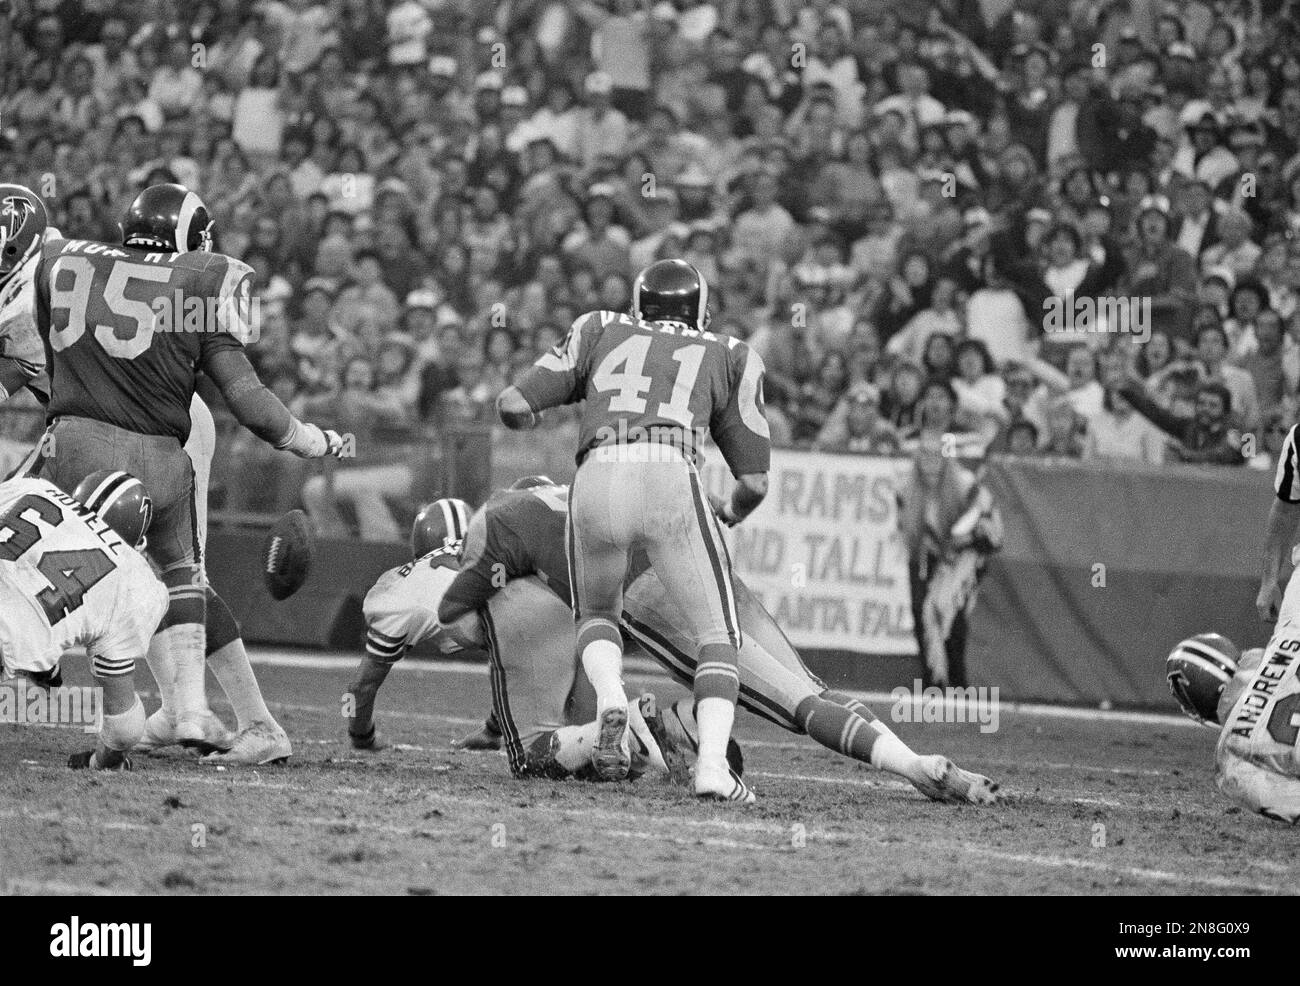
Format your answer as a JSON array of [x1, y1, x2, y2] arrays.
[[708, 492, 738, 527], [68, 749, 132, 771], [1257, 580, 1283, 623], [277, 419, 347, 459]]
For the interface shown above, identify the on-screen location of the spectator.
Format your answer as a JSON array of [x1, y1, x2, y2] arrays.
[[1120, 374, 1246, 465]]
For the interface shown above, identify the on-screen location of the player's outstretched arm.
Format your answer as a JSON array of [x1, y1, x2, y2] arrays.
[[1258, 497, 1300, 622], [204, 348, 344, 458]]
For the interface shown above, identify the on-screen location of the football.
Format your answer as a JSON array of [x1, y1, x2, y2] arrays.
[[262, 509, 314, 601]]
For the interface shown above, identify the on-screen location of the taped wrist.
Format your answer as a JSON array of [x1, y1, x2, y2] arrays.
[[100, 696, 146, 751]]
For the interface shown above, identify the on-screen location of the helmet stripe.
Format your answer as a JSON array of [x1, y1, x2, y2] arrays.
[[1171, 652, 1233, 685], [83, 470, 133, 513], [176, 191, 202, 253], [1178, 641, 1237, 675]]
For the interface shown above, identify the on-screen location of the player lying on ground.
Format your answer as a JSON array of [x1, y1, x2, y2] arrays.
[[1167, 633, 1300, 823], [345, 481, 1001, 804], [0, 184, 292, 765], [0, 471, 163, 770]]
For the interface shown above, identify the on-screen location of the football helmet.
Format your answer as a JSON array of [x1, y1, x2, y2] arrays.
[[1166, 632, 1240, 726], [631, 258, 710, 331], [411, 497, 471, 560], [509, 475, 556, 491], [122, 182, 214, 253], [0, 184, 48, 288], [73, 470, 154, 549]]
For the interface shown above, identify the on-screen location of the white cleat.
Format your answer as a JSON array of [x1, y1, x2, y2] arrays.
[[910, 755, 1002, 805], [202, 721, 292, 766], [590, 705, 630, 781], [135, 709, 234, 755], [694, 760, 756, 804]]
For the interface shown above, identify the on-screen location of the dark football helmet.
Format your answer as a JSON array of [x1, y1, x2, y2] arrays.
[[631, 258, 710, 331], [73, 470, 154, 549], [121, 182, 214, 253], [1166, 632, 1240, 726], [0, 183, 48, 287], [411, 497, 471, 560], [509, 475, 556, 491]]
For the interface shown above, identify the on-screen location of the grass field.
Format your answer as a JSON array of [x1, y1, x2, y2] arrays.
[[0, 649, 1293, 896]]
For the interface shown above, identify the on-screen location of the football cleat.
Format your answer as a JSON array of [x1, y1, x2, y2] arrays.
[[590, 704, 631, 781], [135, 708, 234, 754], [909, 755, 1003, 805], [627, 694, 670, 779], [636, 693, 691, 784], [451, 717, 503, 751], [694, 761, 756, 804], [202, 720, 291, 766], [663, 698, 745, 776], [349, 723, 386, 751]]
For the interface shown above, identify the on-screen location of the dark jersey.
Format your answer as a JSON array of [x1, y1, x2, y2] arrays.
[[34, 239, 256, 442], [512, 310, 771, 477], [439, 484, 574, 621]]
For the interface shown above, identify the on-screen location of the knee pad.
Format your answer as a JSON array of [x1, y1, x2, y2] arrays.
[[100, 696, 146, 752]]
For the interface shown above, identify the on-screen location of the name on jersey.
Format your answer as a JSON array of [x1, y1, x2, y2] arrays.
[[41, 487, 129, 556], [1229, 646, 1297, 738], [597, 310, 739, 348]]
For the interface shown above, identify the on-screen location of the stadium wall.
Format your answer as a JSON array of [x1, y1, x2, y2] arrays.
[[207, 456, 1275, 710]]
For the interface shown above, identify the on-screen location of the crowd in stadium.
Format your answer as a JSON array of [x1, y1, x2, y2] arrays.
[[5, 0, 1300, 519]]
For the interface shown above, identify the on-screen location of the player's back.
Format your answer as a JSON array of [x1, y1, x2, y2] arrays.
[[531, 311, 769, 473], [363, 547, 462, 656], [0, 477, 165, 675], [34, 238, 255, 442]]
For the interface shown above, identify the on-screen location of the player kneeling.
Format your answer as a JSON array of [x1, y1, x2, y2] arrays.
[[0, 471, 165, 770], [1168, 632, 1300, 823]]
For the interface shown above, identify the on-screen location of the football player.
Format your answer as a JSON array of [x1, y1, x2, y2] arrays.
[[0, 470, 165, 770], [1167, 633, 1300, 823], [498, 259, 771, 802], [348, 480, 1001, 804], [0, 184, 56, 406], [30, 182, 344, 751]]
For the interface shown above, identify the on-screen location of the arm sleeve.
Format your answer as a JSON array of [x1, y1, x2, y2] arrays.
[[511, 312, 599, 413], [438, 511, 532, 624], [1118, 380, 1186, 439], [1274, 427, 1300, 503], [203, 347, 293, 443], [712, 343, 772, 477]]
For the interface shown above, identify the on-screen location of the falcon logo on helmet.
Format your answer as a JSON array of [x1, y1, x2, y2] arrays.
[[121, 182, 214, 254], [0, 183, 48, 287], [72, 470, 154, 550], [631, 258, 710, 332], [411, 497, 471, 561], [1166, 632, 1240, 726]]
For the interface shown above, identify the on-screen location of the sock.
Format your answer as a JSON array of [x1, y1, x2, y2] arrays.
[[819, 690, 920, 777], [694, 642, 740, 772], [144, 635, 178, 718], [695, 697, 736, 772], [207, 639, 273, 731], [580, 637, 626, 714], [153, 623, 208, 723]]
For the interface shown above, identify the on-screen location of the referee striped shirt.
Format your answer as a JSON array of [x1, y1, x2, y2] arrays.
[[1275, 425, 1300, 502]]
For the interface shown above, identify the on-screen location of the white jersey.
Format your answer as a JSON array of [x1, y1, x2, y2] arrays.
[[0, 229, 61, 396], [362, 548, 463, 661], [1215, 645, 1300, 823], [0, 477, 167, 679]]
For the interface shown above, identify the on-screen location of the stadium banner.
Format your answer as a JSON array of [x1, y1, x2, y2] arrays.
[[699, 449, 917, 657], [970, 457, 1271, 706]]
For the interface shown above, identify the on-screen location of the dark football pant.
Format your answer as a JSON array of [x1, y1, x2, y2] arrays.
[[35, 415, 202, 573]]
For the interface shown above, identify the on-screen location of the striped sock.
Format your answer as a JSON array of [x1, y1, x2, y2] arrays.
[[806, 691, 921, 777], [795, 695, 879, 763]]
